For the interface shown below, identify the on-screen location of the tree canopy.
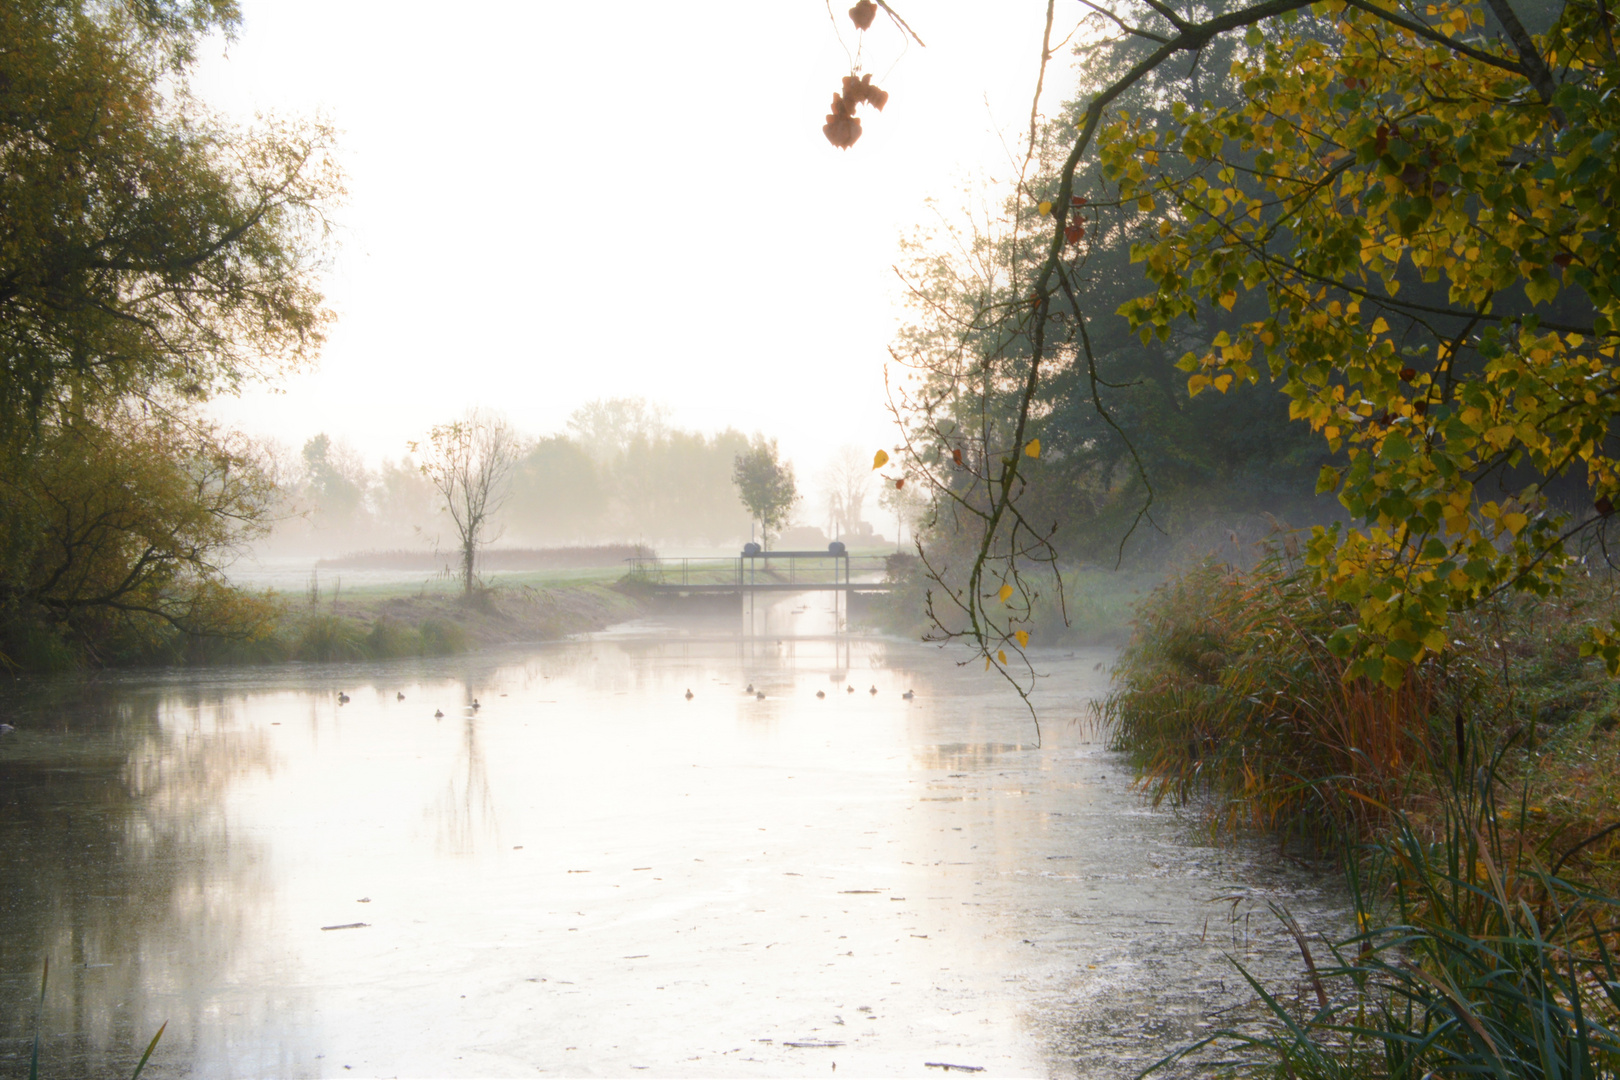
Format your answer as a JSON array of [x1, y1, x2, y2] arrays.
[[880, 0, 1620, 689], [732, 439, 799, 548], [0, 0, 340, 663], [412, 411, 520, 599]]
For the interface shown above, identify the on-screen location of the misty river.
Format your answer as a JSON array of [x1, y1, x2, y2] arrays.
[[0, 598, 1345, 1078]]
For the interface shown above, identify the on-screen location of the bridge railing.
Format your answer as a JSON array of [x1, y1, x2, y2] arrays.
[[623, 553, 891, 588]]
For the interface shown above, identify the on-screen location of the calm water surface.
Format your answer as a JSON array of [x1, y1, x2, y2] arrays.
[[0, 613, 1344, 1078]]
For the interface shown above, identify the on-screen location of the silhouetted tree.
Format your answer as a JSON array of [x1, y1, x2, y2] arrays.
[[412, 410, 520, 598], [732, 439, 798, 549]]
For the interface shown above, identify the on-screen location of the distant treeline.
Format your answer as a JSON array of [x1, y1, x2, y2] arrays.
[[316, 545, 653, 571], [268, 399, 760, 555]]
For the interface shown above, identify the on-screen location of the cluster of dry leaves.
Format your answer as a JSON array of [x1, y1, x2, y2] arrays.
[[823, 2, 890, 149]]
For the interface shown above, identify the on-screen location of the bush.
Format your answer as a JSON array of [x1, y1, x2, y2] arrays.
[[365, 617, 422, 659], [1101, 553, 1440, 842], [418, 617, 468, 656], [293, 615, 368, 662], [1114, 556, 1620, 1077], [1151, 748, 1620, 1079]]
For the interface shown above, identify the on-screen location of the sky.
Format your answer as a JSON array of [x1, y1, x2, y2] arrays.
[[192, 2, 1081, 480]]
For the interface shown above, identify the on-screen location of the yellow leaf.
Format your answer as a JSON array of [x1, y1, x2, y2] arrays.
[[872, 449, 889, 470], [998, 650, 1007, 665], [1502, 512, 1529, 535], [985, 655, 991, 671], [1213, 373, 1233, 393], [1371, 317, 1389, 334], [1015, 630, 1030, 648], [1025, 438, 1041, 458], [998, 583, 1014, 603], [1219, 292, 1237, 311], [1038, 201, 1053, 216], [1137, 194, 1155, 213], [1159, 219, 1174, 238]]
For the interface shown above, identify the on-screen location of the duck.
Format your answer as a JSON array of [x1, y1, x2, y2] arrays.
[[337, 692, 351, 704], [685, 689, 694, 700], [869, 685, 878, 696], [902, 689, 915, 701], [471, 698, 481, 710], [396, 692, 405, 701], [846, 685, 855, 694], [755, 691, 766, 700], [0, 723, 14, 735], [815, 690, 825, 699], [745, 683, 755, 693], [434, 709, 444, 719]]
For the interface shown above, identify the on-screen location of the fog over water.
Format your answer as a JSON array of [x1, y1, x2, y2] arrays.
[[0, 607, 1345, 1078]]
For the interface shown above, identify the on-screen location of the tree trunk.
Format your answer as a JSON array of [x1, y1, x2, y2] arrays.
[[462, 537, 475, 598]]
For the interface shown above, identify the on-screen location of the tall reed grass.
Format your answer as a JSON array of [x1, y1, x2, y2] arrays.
[[1101, 554, 1439, 842], [1147, 739, 1620, 1078], [1113, 551, 1620, 1077]]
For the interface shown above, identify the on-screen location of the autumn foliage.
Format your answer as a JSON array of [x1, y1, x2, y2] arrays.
[[823, 2, 891, 149], [824, 72, 889, 150]]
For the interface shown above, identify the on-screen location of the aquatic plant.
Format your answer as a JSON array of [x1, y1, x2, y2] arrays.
[[1145, 740, 1620, 1079], [364, 617, 423, 659], [418, 617, 468, 656], [1101, 553, 1440, 843], [26, 958, 166, 1080], [292, 615, 369, 662]]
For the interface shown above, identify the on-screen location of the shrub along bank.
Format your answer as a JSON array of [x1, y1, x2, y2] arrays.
[[1105, 549, 1620, 1077], [1, 582, 645, 672]]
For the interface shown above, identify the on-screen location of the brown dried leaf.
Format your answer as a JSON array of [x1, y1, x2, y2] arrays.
[[849, 1, 877, 30]]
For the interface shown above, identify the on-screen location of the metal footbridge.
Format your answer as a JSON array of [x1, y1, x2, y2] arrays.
[[624, 546, 892, 597]]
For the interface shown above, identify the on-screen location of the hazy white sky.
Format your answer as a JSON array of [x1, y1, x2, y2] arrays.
[[193, 2, 1078, 479]]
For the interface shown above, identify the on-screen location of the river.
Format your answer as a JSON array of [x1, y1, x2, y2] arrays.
[[0, 606, 1344, 1078]]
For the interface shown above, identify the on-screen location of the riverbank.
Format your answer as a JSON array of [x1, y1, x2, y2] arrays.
[[241, 578, 649, 665], [1106, 552, 1620, 1075]]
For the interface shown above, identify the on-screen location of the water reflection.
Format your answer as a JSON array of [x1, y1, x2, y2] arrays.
[[0, 632, 1344, 1077]]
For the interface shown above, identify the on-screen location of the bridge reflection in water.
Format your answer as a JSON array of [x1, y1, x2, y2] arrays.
[[624, 545, 892, 636]]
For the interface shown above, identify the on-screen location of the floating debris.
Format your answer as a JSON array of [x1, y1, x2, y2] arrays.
[[924, 1064, 984, 1073], [320, 923, 369, 931]]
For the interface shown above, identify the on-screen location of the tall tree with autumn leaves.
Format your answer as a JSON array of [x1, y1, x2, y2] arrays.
[[0, 0, 340, 664], [859, 0, 1620, 689]]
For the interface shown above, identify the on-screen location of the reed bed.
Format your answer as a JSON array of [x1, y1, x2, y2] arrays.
[[1111, 552, 1620, 1076], [1101, 554, 1438, 843], [1147, 746, 1620, 1078]]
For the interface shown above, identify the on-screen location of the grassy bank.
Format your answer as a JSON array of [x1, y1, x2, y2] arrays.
[[1104, 552, 1620, 1076], [1, 572, 647, 671], [227, 573, 646, 665]]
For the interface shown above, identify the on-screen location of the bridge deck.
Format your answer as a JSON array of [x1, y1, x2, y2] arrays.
[[641, 582, 890, 594]]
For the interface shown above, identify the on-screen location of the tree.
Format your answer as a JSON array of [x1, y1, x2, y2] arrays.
[[565, 397, 669, 463], [878, 469, 930, 552], [0, 410, 277, 661], [732, 439, 798, 548], [0, 0, 338, 662], [300, 434, 367, 529], [412, 411, 520, 599], [819, 445, 875, 539], [885, 0, 1620, 688], [0, 0, 339, 436]]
